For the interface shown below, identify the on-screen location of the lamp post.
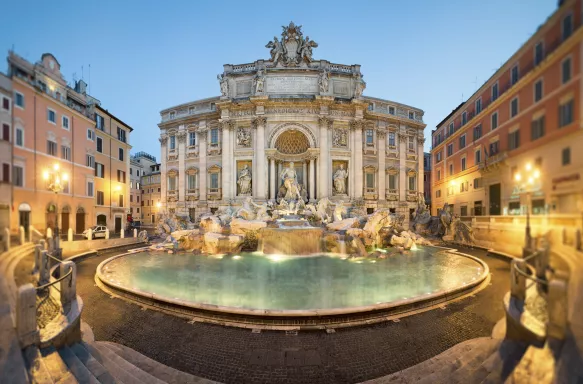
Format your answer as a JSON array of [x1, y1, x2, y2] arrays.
[[43, 163, 68, 253], [514, 162, 541, 252]]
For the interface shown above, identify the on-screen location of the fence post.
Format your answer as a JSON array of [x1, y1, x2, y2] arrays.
[[133, 228, 137, 238], [19, 226, 25, 245], [510, 259, 526, 301], [105, 227, 110, 240], [60, 261, 76, 309], [33, 245, 42, 274], [4, 227, 10, 251], [535, 240, 550, 282], [38, 239, 46, 250], [121, 228, 125, 239], [46, 227, 52, 239], [39, 250, 50, 285], [16, 284, 39, 347], [547, 270, 569, 340], [68, 228, 73, 242], [28, 225, 33, 242], [576, 229, 582, 252]]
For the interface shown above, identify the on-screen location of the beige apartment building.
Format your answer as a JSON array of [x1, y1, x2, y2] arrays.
[[130, 151, 158, 226], [93, 106, 133, 233], [0, 73, 12, 231], [140, 161, 161, 225]]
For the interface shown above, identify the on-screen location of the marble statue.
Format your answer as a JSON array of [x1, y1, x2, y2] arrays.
[[333, 164, 348, 195], [299, 36, 318, 63], [332, 200, 347, 222], [217, 74, 228, 97], [254, 70, 265, 94], [266, 36, 284, 66], [280, 162, 302, 201], [237, 165, 252, 195], [306, 197, 332, 223], [237, 128, 251, 147], [319, 68, 330, 93], [333, 128, 348, 148]]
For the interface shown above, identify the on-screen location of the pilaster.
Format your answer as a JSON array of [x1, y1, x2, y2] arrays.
[[418, 136, 425, 194], [378, 129, 387, 201], [159, 135, 168, 209], [198, 122, 208, 203], [399, 126, 407, 202], [351, 119, 364, 198], [177, 130, 186, 213], [318, 116, 332, 198], [253, 116, 267, 200]]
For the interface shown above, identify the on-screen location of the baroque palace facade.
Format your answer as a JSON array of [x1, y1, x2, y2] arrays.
[[159, 23, 426, 222]]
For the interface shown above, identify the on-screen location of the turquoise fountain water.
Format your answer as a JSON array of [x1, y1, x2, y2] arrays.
[[99, 247, 484, 312]]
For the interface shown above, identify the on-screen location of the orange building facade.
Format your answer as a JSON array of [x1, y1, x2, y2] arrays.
[[431, 0, 583, 217], [7, 52, 133, 235]]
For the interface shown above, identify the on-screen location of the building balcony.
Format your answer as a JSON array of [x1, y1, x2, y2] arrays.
[[364, 187, 378, 200], [207, 143, 221, 156], [167, 190, 178, 202], [478, 151, 508, 173], [208, 188, 222, 200], [186, 189, 199, 201], [406, 190, 418, 202]]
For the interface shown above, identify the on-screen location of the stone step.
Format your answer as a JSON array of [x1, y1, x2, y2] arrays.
[[23, 346, 53, 384], [69, 343, 118, 384], [99, 341, 218, 384], [469, 340, 528, 383], [58, 346, 100, 384], [85, 342, 165, 384], [38, 346, 78, 384], [0, 276, 28, 384]]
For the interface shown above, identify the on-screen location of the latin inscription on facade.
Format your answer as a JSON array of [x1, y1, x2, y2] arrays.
[[266, 107, 318, 114], [333, 80, 349, 96], [237, 81, 252, 96], [266, 76, 318, 94]]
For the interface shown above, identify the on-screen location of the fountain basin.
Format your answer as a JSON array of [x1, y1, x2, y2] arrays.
[[259, 227, 324, 255], [96, 246, 489, 328]]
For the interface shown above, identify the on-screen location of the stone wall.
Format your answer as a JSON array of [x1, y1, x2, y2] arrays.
[[61, 237, 143, 255]]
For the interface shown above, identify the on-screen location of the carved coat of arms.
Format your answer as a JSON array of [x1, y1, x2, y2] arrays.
[[266, 22, 318, 67]]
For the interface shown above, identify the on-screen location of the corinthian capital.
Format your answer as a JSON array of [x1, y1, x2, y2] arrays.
[[252, 116, 267, 129], [318, 116, 333, 129], [350, 120, 365, 131], [159, 135, 168, 145], [377, 129, 387, 139], [177, 132, 187, 143], [219, 120, 235, 131]]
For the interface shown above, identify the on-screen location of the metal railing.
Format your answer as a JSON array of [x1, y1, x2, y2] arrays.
[[35, 252, 72, 293]]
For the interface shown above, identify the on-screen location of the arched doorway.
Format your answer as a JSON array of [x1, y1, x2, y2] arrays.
[[272, 129, 312, 200], [76, 207, 86, 234], [18, 203, 31, 237], [97, 214, 107, 226], [61, 205, 70, 234]]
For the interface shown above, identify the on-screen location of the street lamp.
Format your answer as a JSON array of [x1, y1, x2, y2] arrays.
[[43, 162, 68, 242], [514, 162, 541, 251]]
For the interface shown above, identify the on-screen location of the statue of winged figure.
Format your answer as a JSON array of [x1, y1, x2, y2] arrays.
[[266, 36, 285, 66], [298, 36, 318, 63]]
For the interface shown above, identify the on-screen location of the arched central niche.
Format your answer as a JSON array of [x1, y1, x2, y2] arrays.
[[275, 130, 310, 154]]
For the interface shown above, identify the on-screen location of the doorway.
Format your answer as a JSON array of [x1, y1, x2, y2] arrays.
[[18, 203, 31, 237], [76, 208, 85, 234], [114, 216, 122, 234], [97, 214, 107, 226], [61, 206, 70, 234], [489, 183, 501, 215]]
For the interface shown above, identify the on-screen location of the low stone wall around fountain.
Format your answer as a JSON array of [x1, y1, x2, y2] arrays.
[[259, 227, 324, 255]]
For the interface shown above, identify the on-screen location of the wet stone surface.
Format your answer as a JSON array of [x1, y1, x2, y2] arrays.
[[76, 247, 510, 384]]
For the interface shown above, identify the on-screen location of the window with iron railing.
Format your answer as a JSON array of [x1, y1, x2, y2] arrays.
[[531, 116, 545, 140]]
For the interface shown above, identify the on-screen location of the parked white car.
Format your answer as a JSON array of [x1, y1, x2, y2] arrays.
[[83, 225, 107, 240]]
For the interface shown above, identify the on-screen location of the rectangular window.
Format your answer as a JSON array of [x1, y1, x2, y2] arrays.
[[2, 163, 9, 183], [534, 80, 543, 102], [211, 129, 219, 145], [535, 42, 544, 66], [189, 132, 196, 146], [47, 140, 57, 156], [96, 191, 104, 205], [459, 134, 466, 149], [460, 206, 468, 216], [448, 122, 454, 136], [2, 124, 9, 141], [436, 189, 441, 198], [170, 135, 176, 150], [511, 65, 519, 85], [210, 173, 219, 189], [462, 111, 467, 125], [13, 165, 23, 187], [559, 99, 574, 127], [408, 111, 415, 119], [531, 116, 545, 141], [365, 129, 374, 146], [97, 137, 103, 152], [87, 129, 94, 141], [408, 176, 415, 191], [119, 148, 124, 161], [87, 181, 94, 197], [388, 174, 396, 190], [447, 143, 453, 156], [562, 57, 571, 84], [86, 154, 95, 168], [474, 201, 483, 215], [489, 141, 499, 155], [508, 130, 520, 150], [188, 174, 196, 190], [366, 173, 374, 189], [562, 147, 571, 166], [449, 163, 453, 176], [170, 112, 176, 119], [492, 82, 499, 101], [510, 98, 519, 118], [47, 109, 56, 123], [473, 124, 482, 140], [437, 169, 441, 180], [95, 163, 105, 178], [16, 128, 23, 146], [168, 176, 176, 190], [119, 194, 124, 207], [95, 114, 105, 130], [474, 178, 482, 189], [475, 149, 481, 164], [2, 97, 9, 111], [475, 98, 482, 114], [117, 127, 126, 143], [491, 112, 498, 130], [461, 157, 466, 171], [117, 170, 126, 183], [436, 152, 442, 162], [15, 92, 24, 108], [563, 13, 573, 40], [388, 132, 395, 146], [62, 116, 69, 129], [388, 106, 395, 115], [61, 145, 71, 161], [408, 136, 414, 151]]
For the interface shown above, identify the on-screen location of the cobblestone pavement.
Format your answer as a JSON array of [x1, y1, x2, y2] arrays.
[[76, 247, 510, 384]]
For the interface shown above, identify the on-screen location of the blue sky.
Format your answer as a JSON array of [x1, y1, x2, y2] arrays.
[[0, 0, 557, 157]]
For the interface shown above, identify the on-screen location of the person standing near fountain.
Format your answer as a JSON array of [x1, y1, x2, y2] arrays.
[[280, 162, 302, 201], [333, 164, 348, 195]]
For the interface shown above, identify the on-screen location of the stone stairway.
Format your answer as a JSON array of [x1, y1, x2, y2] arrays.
[[23, 341, 219, 384], [361, 336, 558, 383]]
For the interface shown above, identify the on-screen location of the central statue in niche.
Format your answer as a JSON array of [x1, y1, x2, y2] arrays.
[[280, 162, 302, 201]]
